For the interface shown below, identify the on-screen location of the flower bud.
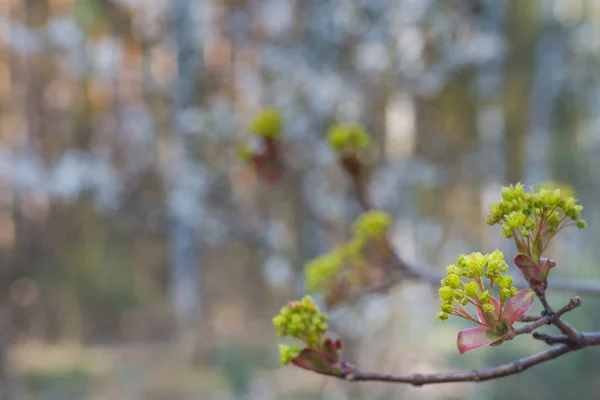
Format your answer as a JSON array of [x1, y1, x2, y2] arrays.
[[464, 282, 479, 297], [439, 286, 454, 301], [482, 303, 495, 313], [478, 291, 491, 304], [447, 274, 461, 289], [441, 302, 453, 313]]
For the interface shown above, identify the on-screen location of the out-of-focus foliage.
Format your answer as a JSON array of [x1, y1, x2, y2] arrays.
[[2, 0, 600, 399]]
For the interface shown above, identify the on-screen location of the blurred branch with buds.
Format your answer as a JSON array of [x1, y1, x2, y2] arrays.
[[237, 107, 600, 386]]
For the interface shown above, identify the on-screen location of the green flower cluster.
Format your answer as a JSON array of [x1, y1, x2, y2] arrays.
[[273, 295, 328, 364], [278, 343, 302, 365], [304, 210, 392, 292], [247, 107, 283, 138], [305, 248, 347, 292], [486, 182, 586, 260], [352, 210, 392, 241], [437, 250, 518, 323], [487, 182, 586, 237], [327, 123, 371, 152]]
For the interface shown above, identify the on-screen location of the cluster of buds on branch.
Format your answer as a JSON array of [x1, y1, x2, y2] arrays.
[[273, 296, 354, 377], [437, 250, 534, 353], [237, 108, 600, 385], [238, 108, 284, 183], [327, 123, 372, 194], [305, 210, 393, 306], [486, 182, 586, 295]]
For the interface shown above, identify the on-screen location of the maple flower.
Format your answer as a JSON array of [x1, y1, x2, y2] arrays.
[[437, 250, 536, 354], [273, 296, 352, 376]]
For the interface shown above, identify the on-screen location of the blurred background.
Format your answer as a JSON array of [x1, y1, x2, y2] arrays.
[[2, 0, 600, 399]]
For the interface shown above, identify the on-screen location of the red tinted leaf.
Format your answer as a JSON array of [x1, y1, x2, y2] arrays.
[[457, 327, 504, 354], [513, 253, 544, 281], [539, 257, 556, 272], [502, 289, 535, 327], [291, 348, 332, 373]]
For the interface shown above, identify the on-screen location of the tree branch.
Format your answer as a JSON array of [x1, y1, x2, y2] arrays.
[[514, 297, 582, 336], [345, 333, 600, 385], [310, 297, 589, 386], [518, 314, 542, 322], [532, 332, 572, 345], [535, 294, 582, 342]]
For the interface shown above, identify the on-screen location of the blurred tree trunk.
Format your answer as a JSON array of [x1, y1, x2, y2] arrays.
[[170, 0, 204, 346], [0, 309, 13, 400], [413, 67, 482, 253], [502, 0, 541, 183]]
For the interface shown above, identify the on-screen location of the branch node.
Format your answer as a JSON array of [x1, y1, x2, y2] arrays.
[[541, 309, 555, 324], [411, 374, 425, 387], [514, 360, 524, 373]]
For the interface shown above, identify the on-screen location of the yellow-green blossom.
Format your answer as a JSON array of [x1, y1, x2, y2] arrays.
[[248, 107, 283, 138], [352, 210, 392, 240], [273, 296, 330, 365], [487, 182, 586, 260], [327, 123, 371, 152]]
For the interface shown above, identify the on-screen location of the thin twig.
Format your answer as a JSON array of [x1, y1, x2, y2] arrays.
[[536, 294, 582, 342], [532, 332, 572, 345], [518, 315, 541, 322], [514, 316, 553, 335], [514, 297, 582, 336]]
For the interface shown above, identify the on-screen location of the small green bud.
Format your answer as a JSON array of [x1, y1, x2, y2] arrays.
[[248, 107, 283, 138], [352, 210, 392, 239], [501, 185, 514, 201], [441, 302, 454, 313], [506, 211, 526, 229], [501, 223, 514, 238], [471, 252, 487, 269], [524, 218, 536, 229], [446, 264, 462, 276], [279, 344, 301, 365], [577, 220, 587, 229], [496, 275, 513, 289], [439, 286, 454, 301], [457, 254, 469, 269], [460, 297, 469, 306], [471, 265, 484, 278], [464, 282, 479, 297], [486, 214, 501, 225], [437, 312, 449, 321], [273, 315, 286, 328], [482, 303, 495, 313], [280, 306, 291, 316], [501, 288, 512, 299], [327, 123, 371, 152], [487, 249, 504, 266], [478, 291, 491, 304], [454, 289, 465, 300], [447, 274, 462, 289]]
